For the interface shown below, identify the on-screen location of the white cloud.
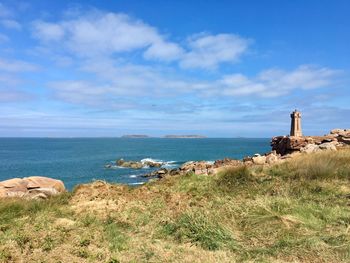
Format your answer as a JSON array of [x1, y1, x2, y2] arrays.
[[0, 58, 39, 72], [143, 40, 184, 61], [221, 65, 340, 97], [48, 59, 194, 108], [31, 11, 250, 68], [28, 8, 341, 110], [32, 21, 65, 41], [32, 12, 182, 59], [1, 19, 21, 30], [180, 34, 251, 69], [46, 62, 341, 111]]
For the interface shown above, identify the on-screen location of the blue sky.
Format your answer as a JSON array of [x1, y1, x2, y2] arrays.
[[0, 0, 349, 137]]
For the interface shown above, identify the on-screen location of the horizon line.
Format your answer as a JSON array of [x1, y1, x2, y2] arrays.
[[0, 136, 274, 139]]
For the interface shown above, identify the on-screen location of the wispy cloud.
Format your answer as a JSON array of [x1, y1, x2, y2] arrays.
[[32, 10, 250, 69], [220, 65, 340, 97], [0, 89, 33, 102], [33, 12, 182, 59], [180, 33, 251, 69], [46, 62, 340, 112], [1, 19, 21, 30], [0, 58, 39, 72]]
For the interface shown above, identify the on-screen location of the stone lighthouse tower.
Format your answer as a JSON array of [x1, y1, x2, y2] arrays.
[[290, 110, 302, 137]]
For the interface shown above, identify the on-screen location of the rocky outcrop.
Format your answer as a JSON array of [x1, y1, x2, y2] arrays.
[[271, 136, 335, 155], [271, 129, 349, 155], [0, 176, 65, 199], [113, 159, 163, 169], [143, 158, 242, 178], [300, 142, 337, 153], [243, 151, 281, 166], [329, 129, 350, 144]]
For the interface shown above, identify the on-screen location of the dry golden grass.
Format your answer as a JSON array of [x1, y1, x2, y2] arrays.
[[1, 149, 350, 262]]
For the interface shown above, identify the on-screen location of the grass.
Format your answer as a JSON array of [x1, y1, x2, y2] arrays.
[[0, 149, 350, 262], [162, 211, 237, 251]]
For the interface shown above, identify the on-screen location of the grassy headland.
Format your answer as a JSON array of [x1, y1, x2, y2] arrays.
[[1, 149, 350, 262]]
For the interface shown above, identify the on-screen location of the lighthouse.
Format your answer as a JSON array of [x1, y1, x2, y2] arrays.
[[290, 110, 302, 137]]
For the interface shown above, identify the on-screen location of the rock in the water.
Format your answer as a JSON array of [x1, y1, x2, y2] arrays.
[[143, 161, 162, 168], [116, 159, 125, 166], [115, 158, 163, 169], [116, 159, 144, 169], [0, 176, 65, 199]]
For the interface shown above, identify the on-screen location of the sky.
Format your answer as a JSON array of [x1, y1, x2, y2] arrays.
[[0, 0, 349, 137]]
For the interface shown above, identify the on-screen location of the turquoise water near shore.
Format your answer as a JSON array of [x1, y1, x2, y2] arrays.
[[0, 138, 270, 190]]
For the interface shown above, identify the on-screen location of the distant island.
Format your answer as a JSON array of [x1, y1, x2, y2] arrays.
[[121, 135, 150, 138], [163, 135, 207, 138]]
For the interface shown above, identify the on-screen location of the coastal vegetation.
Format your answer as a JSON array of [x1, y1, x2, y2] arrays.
[[1, 149, 350, 262]]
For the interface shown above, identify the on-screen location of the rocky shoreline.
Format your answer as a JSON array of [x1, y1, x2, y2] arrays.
[[1, 128, 349, 199], [114, 129, 350, 179]]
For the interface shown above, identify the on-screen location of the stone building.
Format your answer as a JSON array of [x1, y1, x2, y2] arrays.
[[290, 110, 302, 137]]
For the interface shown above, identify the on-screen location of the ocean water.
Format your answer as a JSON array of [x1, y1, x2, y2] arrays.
[[0, 138, 270, 190]]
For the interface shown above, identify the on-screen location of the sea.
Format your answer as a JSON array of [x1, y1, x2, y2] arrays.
[[0, 138, 270, 190]]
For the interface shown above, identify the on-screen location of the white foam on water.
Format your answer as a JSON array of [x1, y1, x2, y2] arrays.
[[129, 175, 137, 178], [110, 158, 181, 170], [141, 158, 163, 164], [106, 165, 127, 169], [163, 161, 178, 168]]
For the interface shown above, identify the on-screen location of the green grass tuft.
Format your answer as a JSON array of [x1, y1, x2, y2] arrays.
[[163, 211, 237, 251]]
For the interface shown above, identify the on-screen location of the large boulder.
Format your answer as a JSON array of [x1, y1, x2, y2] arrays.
[[0, 176, 65, 199], [300, 144, 320, 154], [180, 161, 214, 175], [266, 152, 280, 164], [319, 142, 337, 151], [252, 154, 266, 165]]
